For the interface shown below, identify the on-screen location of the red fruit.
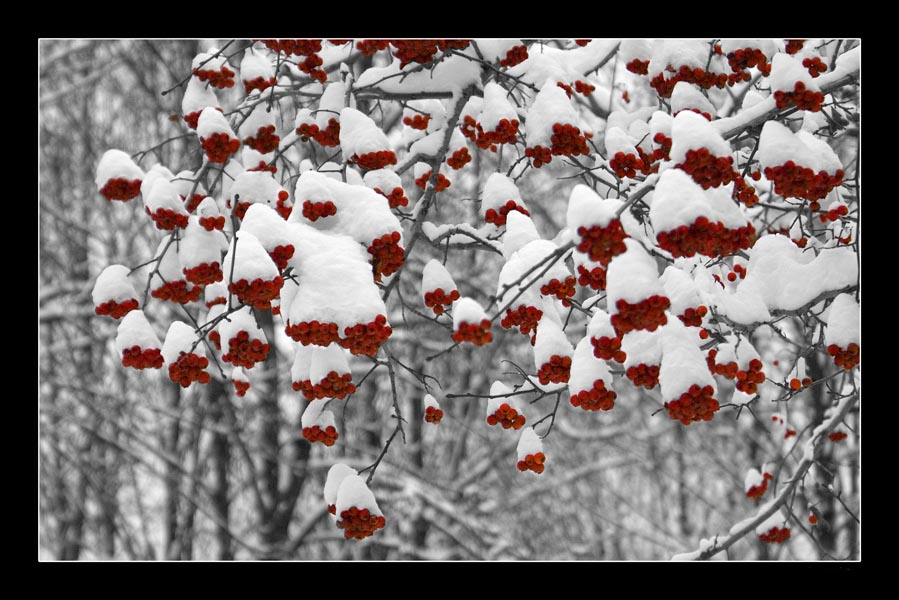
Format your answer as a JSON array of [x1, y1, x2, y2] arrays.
[[764, 162, 844, 201], [95, 298, 139, 319], [368, 231, 404, 281], [193, 65, 236, 89], [233, 379, 250, 397], [453, 319, 493, 346], [373, 186, 409, 209], [625, 363, 660, 389], [500, 45, 528, 68], [415, 169, 451, 192], [356, 39, 390, 56], [267, 244, 295, 271], [460, 115, 519, 150], [611, 295, 670, 336], [664, 384, 719, 425], [228, 275, 283, 310], [145, 207, 189, 231], [151, 280, 202, 304], [303, 425, 338, 447], [576, 220, 628, 265], [183, 261, 223, 286], [200, 133, 240, 164], [773, 81, 825, 112], [336, 506, 386, 540], [677, 305, 708, 328], [403, 114, 430, 130], [484, 199, 529, 227], [302, 200, 337, 222], [808, 514, 818, 525], [609, 151, 646, 179], [487, 403, 525, 430], [446, 147, 472, 170], [785, 40, 804, 54], [99, 178, 142, 202], [243, 124, 280, 154], [828, 431, 849, 442], [501, 305, 543, 341], [650, 64, 727, 98], [626, 58, 649, 75], [517, 452, 546, 474], [591, 335, 626, 363], [222, 330, 270, 369], [539, 276, 577, 306], [570, 380, 616, 411], [350, 150, 397, 171], [576, 264, 607, 291], [758, 526, 791, 544], [675, 147, 737, 189], [340, 314, 392, 357], [424, 406, 444, 424], [537, 354, 572, 385], [295, 371, 356, 400], [286, 319, 341, 347], [168, 351, 211, 387], [802, 56, 828, 78], [121, 345, 164, 370], [424, 287, 461, 316], [243, 76, 277, 95]]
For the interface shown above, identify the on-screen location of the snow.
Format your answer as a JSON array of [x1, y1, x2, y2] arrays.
[[151, 237, 188, 285], [363, 169, 402, 196], [621, 329, 662, 369], [669, 110, 733, 164], [735, 341, 760, 368], [408, 131, 443, 158], [204, 281, 226, 304], [659, 265, 702, 316], [502, 211, 542, 260], [301, 398, 335, 430], [179, 217, 226, 269], [741, 90, 766, 110], [757, 120, 842, 173], [93, 264, 139, 305], [423, 393, 440, 410], [566, 184, 623, 232], [229, 170, 287, 209], [335, 473, 382, 516], [197, 106, 236, 139], [835, 45, 861, 73], [533, 314, 573, 368], [824, 293, 860, 348], [240, 204, 292, 251], [182, 76, 220, 117], [744, 467, 764, 493], [453, 297, 488, 328], [219, 159, 245, 200], [278, 276, 300, 327], [354, 53, 480, 95], [324, 463, 358, 508], [525, 81, 580, 148], [496, 255, 540, 309], [482, 173, 526, 221], [658, 319, 716, 400], [140, 164, 175, 199], [648, 40, 710, 79], [671, 82, 717, 118], [478, 81, 518, 132], [719, 39, 779, 57], [769, 53, 818, 94], [459, 39, 521, 64], [339, 107, 391, 160], [421, 259, 457, 295], [115, 310, 161, 354], [316, 82, 346, 129], [144, 177, 189, 218], [507, 51, 579, 91], [95, 149, 144, 188], [620, 39, 651, 63], [310, 343, 351, 383], [714, 342, 737, 366], [222, 230, 278, 284], [292, 170, 333, 206], [569, 336, 613, 395], [606, 239, 664, 307], [238, 92, 277, 141], [232, 366, 248, 384], [510, 239, 571, 291], [192, 49, 227, 72], [586, 308, 616, 340], [650, 168, 750, 232], [754, 509, 786, 534], [219, 306, 266, 347], [161, 321, 203, 365], [312, 178, 402, 244], [290, 344, 312, 383], [649, 111, 673, 141], [516, 427, 543, 459], [240, 45, 273, 83]]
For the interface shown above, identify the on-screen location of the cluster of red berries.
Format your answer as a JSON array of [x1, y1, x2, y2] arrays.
[[763, 162, 844, 201], [610, 152, 647, 179], [446, 147, 472, 170], [424, 287, 460, 315], [337, 507, 386, 540], [706, 349, 737, 376], [414, 169, 451, 192], [676, 148, 737, 189], [261, 39, 322, 57], [657, 217, 756, 259], [726, 48, 772, 76], [626, 363, 660, 389], [390, 40, 470, 68], [223, 331, 270, 368], [95, 298, 139, 319], [758, 526, 791, 544], [487, 403, 525, 429], [626, 58, 649, 75], [340, 315, 392, 357], [286, 320, 341, 346], [183, 111, 203, 130], [228, 275, 283, 310], [453, 319, 493, 346], [351, 150, 397, 171], [294, 371, 356, 400], [403, 114, 430, 130], [665, 384, 719, 425], [517, 452, 546, 474], [540, 276, 577, 306], [275, 190, 292, 219], [774, 81, 825, 112], [611, 296, 670, 336], [652, 132, 672, 160], [243, 125, 280, 154], [526, 123, 591, 168], [570, 380, 616, 411], [122, 346, 164, 370], [233, 379, 250, 397], [145, 207, 189, 231], [786, 40, 805, 54], [803, 57, 828, 78], [206, 295, 226, 309], [356, 39, 390, 55], [229, 201, 251, 221], [577, 264, 607, 290], [100, 178, 142, 201], [501, 305, 542, 341], [675, 108, 714, 122], [746, 471, 773, 500], [424, 405, 444, 424], [183, 193, 207, 213], [574, 39, 591, 46], [650, 65, 728, 98], [485, 200, 529, 227], [247, 161, 277, 174], [537, 355, 572, 385], [556, 81, 595, 98], [731, 176, 760, 207], [828, 342, 859, 370], [678, 305, 708, 327], [168, 352, 211, 387], [152, 280, 202, 304], [201, 133, 240, 164], [368, 232, 404, 281], [373, 186, 409, 209], [302, 200, 337, 222], [576, 221, 628, 264], [460, 115, 520, 151], [500, 45, 528, 68], [818, 204, 850, 223], [591, 335, 626, 363], [244, 76, 277, 95], [303, 425, 338, 447], [183, 262, 223, 286], [735, 359, 766, 394], [788, 376, 813, 390], [267, 244, 295, 271], [296, 118, 341, 147], [193, 65, 235, 89], [209, 330, 221, 350], [828, 431, 849, 442]]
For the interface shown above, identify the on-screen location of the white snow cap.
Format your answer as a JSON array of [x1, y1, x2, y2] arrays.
[[219, 305, 266, 346], [671, 82, 717, 118], [658, 319, 716, 400], [604, 126, 639, 158], [339, 107, 392, 160], [182, 76, 220, 118], [335, 473, 383, 516], [744, 467, 766, 494], [569, 336, 613, 396], [660, 265, 702, 316], [620, 39, 651, 63], [197, 106, 236, 140], [453, 297, 489, 329], [512, 239, 572, 291], [478, 81, 519, 132], [144, 178, 189, 220], [95, 149, 144, 189], [621, 329, 662, 369], [222, 230, 279, 284], [719, 39, 779, 58], [566, 184, 623, 231], [238, 92, 277, 141], [586, 308, 616, 340], [648, 40, 710, 79], [292, 169, 334, 205], [363, 169, 403, 194], [240, 46, 274, 84], [301, 398, 336, 430], [757, 120, 842, 174], [770, 52, 819, 94], [324, 463, 358, 509], [651, 168, 750, 233], [179, 217, 225, 271], [533, 314, 573, 369], [316, 81, 346, 130], [115, 310, 161, 354], [421, 259, 457, 295], [240, 203, 293, 250], [229, 170, 287, 208], [310, 343, 351, 383], [150, 236, 191, 288], [526, 81, 581, 148], [606, 239, 665, 307], [205, 281, 226, 304], [755, 509, 787, 535], [192, 49, 229, 72], [290, 344, 313, 383], [161, 321, 204, 365], [140, 164, 175, 199], [423, 393, 440, 410], [825, 293, 860, 348], [93, 265, 139, 306], [670, 109, 733, 164], [516, 427, 544, 460], [482, 172, 527, 221], [502, 211, 542, 260]]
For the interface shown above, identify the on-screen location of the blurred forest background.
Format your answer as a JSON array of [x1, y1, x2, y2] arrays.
[[38, 39, 859, 560]]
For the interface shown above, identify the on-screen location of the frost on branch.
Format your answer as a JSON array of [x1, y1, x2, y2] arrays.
[[95, 149, 144, 201], [93, 265, 140, 319]]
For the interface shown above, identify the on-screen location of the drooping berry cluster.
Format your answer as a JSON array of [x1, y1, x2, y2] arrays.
[[424, 406, 444, 424], [446, 147, 472, 170], [243, 125, 280, 154], [664, 384, 719, 425], [337, 507, 386, 540], [183, 262, 223, 286], [525, 123, 590, 167], [517, 452, 546, 474], [626, 59, 650, 75], [802, 56, 827, 78], [390, 39, 470, 68], [356, 39, 390, 56], [286, 320, 341, 346], [540, 276, 577, 306], [785, 40, 805, 54], [610, 152, 646, 179], [223, 331, 270, 368], [95, 298, 139, 319], [414, 169, 451, 192], [487, 403, 525, 429], [774, 81, 824, 112], [100, 178, 142, 201], [676, 149, 737, 189], [537, 355, 572, 385], [403, 114, 430, 130], [209, 330, 221, 350], [501, 305, 542, 341], [373, 186, 409, 209], [453, 319, 493, 346], [183, 111, 203, 130], [183, 193, 207, 213], [577, 264, 607, 290], [460, 116, 520, 151], [303, 424, 338, 446], [657, 217, 756, 258], [145, 208, 189, 231], [591, 335, 626, 363], [152, 280, 202, 304], [201, 133, 240, 164], [788, 376, 813, 391], [732, 176, 760, 207], [228, 275, 283, 310], [260, 39, 325, 82], [818, 204, 850, 223], [350, 150, 397, 171], [678, 305, 708, 327], [247, 161, 277, 174], [611, 296, 670, 336], [625, 363, 660, 389], [230, 201, 251, 222], [121, 346, 164, 370], [758, 527, 791, 544], [424, 287, 460, 315], [746, 472, 773, 500], [296, 118, 340, 147], [275, 190, 292, 220], [193, 64, 235, 89], [267, 244, 295, 271], [302, 200, 337, 222], [233, 379, 250, 397], [726, 47, 771, 76], [244, 76, 277, 95], [368, 232, 404, 281], [168, 352, 211, 387], [828, 431, 849, 442], [650, 65, 728, 98], [763, 162, 844, 201], [500, 45, 528, 68], [828, 342, 859, 370], [576, 221, 628, 265], [340, 315, 392, 356], [735, 359, 766, 394], [294, 372, 356, 400], [485, 200, 529, 227], [570, 380, 616, 411]]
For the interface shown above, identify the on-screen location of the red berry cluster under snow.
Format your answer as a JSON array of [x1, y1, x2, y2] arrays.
[[537, 355, 572, 385], [424, 406, 444, 424], [570, 380, 616, 412], [500, 45, 528, 68], [373, 187, 409, 209], [774, 81, 824, 112], [168, 352, 211, 387], [525, 123, 591, 168], [297, 119, 341, 147], [665, 384, 719, 425], [228, 275, 283, 310], [152, 280, 202, 304], [501, 305, 542, 341], [95, 298, 139, 319], [675, 148, 737, 189], [302, 200, 337, 222], [611, 296, 670, 337], [758, 526, 791, 544], [223, 331, 270, 369], [193, 65, 235, 89], [626, 363, 660, 389], [100, 178, 142, 202], [294, 372, 356, 400], [424, 287, 460, 315], [183, 262, 223, 286], [303, 424, 338, 446], [453, 319, 493, 346], [656, 217, 756, 259], [145, 207, 189, 231], [368, 232, 404, 281], [577, 264, 607, 291], [576, 221, 628, 265], [286, 320, 341, 347], [746, 472, 773, 500], [485, 200, 530, 227], [540, 276, 577, 306], [415, 169, 451, 192], [487, 403, 525, 429], [651, 65, 728, 98], [337, 507, 386, 540], [340, 315, 392, 357], [677, 305, 708, 327], [267, 244, 295, 272], [201, 133, 240, 164], [122, 346, 164, 370], [763, 162, 844, 201], [351, 150, 397, 171], [243, 125, 280, 154], [591, 335, 626, 363], [461, 115, 520, 151], [446, 147, 472, 170], [517, 452, 546, 474], [828, 343, 859, 370]]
